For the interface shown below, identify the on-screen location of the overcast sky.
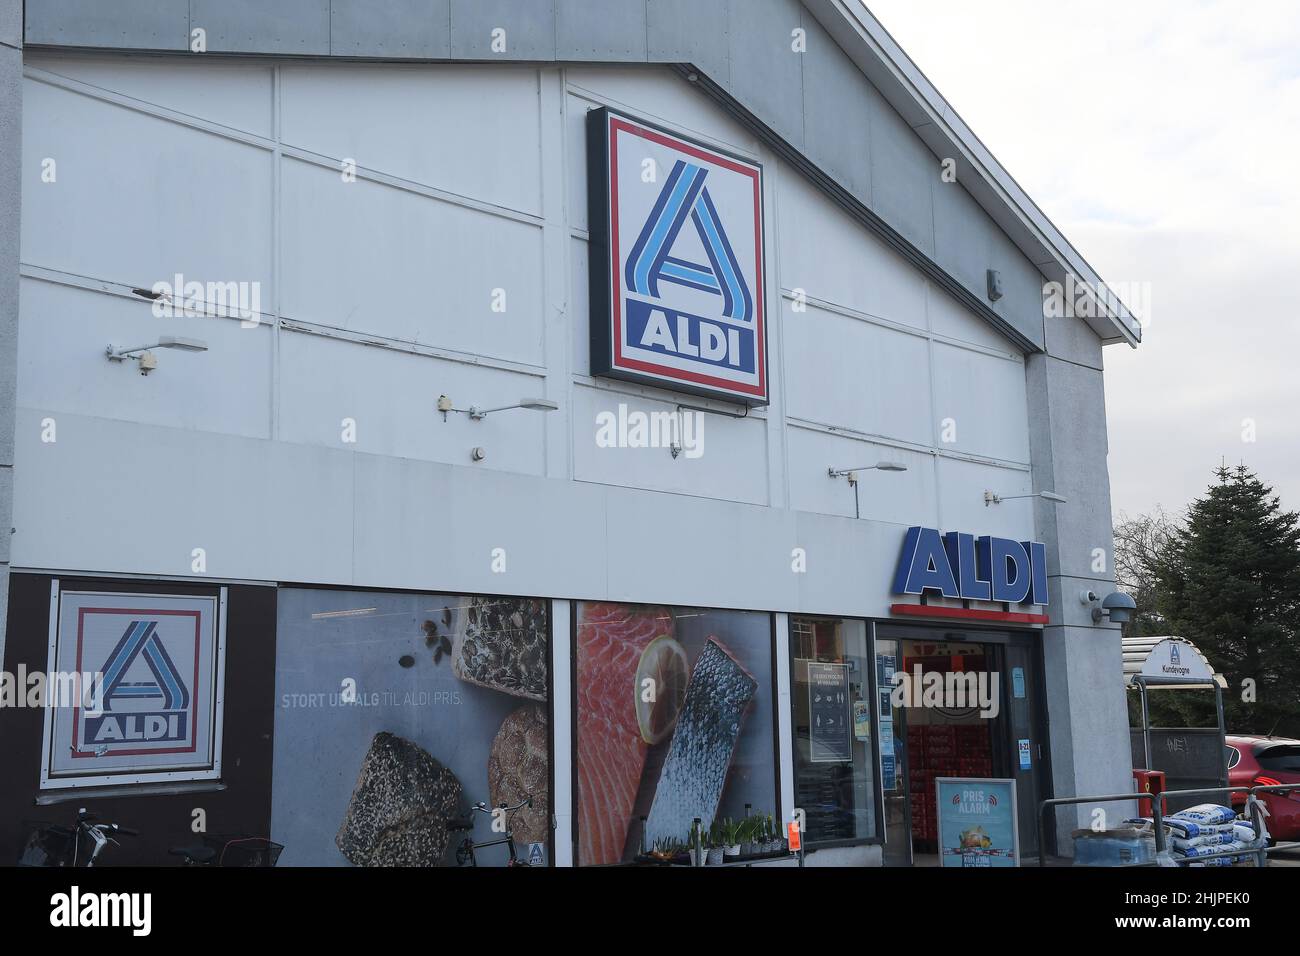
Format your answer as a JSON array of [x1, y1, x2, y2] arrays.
[[866, 0, 1300, 521]]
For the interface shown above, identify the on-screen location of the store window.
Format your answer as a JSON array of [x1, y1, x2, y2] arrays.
[[273, 589, 550, 867], [574, 602, 777, 865], [789, 616, 877, 845]]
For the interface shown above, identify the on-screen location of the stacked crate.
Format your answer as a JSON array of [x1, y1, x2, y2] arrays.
[[907, 724, 992, 848]]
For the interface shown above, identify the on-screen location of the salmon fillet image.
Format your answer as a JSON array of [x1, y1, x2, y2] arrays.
[[644, 638, 757, 846], [576, 603, 673, 865]]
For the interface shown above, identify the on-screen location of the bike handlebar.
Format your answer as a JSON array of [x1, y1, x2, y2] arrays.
[[471, 795, 533, 815]]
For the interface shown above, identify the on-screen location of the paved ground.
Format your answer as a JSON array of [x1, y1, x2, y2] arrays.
[[1268, 845, 1300, 866]]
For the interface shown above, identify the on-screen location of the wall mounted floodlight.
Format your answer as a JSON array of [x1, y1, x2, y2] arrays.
[[984, 489, 1068, 507], [828, 460, 908, 480], [828, 461, 908, 520], [1082, 589, 1136, 625], [437, 395, 559, 422], [106, 336, 208, 375]]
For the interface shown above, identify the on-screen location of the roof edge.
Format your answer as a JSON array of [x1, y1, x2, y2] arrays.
[[807, 0, 1142, 347]]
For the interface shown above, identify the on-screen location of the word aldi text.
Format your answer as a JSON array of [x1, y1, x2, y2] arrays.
[[894, 527, 1048, 606]]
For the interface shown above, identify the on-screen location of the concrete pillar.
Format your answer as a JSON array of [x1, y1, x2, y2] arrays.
[[0, 0, 21, 663], [1026, 320, 1135, 851]]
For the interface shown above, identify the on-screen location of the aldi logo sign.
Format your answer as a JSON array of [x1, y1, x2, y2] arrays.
[[587, 107, 768, 404], [889, 528, 1051, 625], [42, 589, 226, 789]]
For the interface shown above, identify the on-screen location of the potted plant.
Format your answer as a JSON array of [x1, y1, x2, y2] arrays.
[[648, 836, 685, 863], [739, 816, 757, 857], [764, 814, 779, 853], [706, 820, 725, 865], [722, 818, 742, 859]]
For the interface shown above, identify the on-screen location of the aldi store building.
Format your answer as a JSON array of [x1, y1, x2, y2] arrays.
[[0, 1, 1143, 867]]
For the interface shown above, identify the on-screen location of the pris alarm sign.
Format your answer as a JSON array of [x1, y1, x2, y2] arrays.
[[586, 107, 768, 405]]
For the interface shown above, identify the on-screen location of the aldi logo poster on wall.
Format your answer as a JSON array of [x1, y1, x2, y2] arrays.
[[41, 588, 226, 788], [587, 106, 768, 405]]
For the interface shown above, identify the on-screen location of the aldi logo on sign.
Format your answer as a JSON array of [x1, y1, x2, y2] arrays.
[[42, 588, 226, 789], [586, 107, 768, 404], [889, 527, 1051, 625]]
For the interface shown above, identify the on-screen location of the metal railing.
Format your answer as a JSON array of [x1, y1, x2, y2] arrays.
[[1037, 783, 1300, 867]]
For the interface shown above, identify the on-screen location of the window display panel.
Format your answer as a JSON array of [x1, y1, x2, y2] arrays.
[[790, 617, 877, 845], [575, 603, 777, 865], [272, 589, 550, 867]]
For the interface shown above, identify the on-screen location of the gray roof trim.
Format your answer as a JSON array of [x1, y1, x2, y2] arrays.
[[807, 0, 1141, 346], [675, 65, 1040, 355]]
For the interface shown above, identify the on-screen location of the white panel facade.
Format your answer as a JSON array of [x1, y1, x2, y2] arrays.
[[13, 57, 1038, 617]]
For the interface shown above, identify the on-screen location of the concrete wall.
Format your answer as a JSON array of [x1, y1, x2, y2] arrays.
[[0, 0, 20, 669], [1027, 340, 1135, 838]]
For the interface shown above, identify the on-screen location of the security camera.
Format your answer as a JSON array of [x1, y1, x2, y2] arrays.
[[137, 351, 158, 375]]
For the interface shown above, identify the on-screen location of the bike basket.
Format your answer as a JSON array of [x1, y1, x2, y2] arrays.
[[203, 835, 284, 867], [16, 822, 74, 867]]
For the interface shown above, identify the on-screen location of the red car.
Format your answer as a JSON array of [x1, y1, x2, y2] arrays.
[[1226, 735, 1300, 841]]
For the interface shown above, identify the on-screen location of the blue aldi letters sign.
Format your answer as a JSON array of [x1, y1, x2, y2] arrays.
[[893, 527, 1048, 607], [587, 107, 768, 405]]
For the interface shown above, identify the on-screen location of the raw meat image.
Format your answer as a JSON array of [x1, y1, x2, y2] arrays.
[[644, 638, 758, 845], [575, 602, 674, 866], [575, 602, 775, 865]]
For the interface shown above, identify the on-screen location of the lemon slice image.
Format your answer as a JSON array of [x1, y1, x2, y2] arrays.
[[635, 636, 689, 745]]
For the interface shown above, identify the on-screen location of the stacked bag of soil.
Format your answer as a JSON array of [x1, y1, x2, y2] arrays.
[[1128, 804, 1263, 866]]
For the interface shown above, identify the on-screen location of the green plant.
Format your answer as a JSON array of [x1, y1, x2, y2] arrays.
[[708, 819, 725, 849], [651, 836, 685, 856], [720, 818, 741, 847]]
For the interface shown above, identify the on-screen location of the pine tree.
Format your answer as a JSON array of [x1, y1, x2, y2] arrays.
[[1153, 465, 1300, 737]]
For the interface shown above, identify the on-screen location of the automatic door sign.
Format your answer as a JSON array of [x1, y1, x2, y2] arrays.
[[587, 107, 768, 404], [43, 590, 224, 787]]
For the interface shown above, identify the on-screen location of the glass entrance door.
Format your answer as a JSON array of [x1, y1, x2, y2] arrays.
[[876, 637, 911, 866], [1001, 638, 1048, 861], [876, 625, 1048, 866]]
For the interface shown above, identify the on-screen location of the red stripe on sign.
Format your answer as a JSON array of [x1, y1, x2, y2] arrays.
[[888, 603, 1049, 626]]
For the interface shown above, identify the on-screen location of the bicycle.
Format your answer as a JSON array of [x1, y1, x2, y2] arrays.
[[17, 808, 137, 867], [450, 796, 534, 867], [169, 835, 283, 867]]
